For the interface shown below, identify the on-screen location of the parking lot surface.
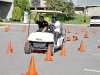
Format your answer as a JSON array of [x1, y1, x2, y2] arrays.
[[0, 24, 100, 75]]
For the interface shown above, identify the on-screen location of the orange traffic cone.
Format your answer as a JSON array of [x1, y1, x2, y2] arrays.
[[44, 46, 53, 61], [66, 27, 71, 33], [78, 41, 85, 52], [8, 25, 10, 30], [6, 41, 13, 53], [26, 56, 38, 75], [93, 28, 96, 34], [75, 29, 79, 34], [4, 27, 8, 32], [59, 43, 66, 56], [72, 36, 78, 41], [81, 27, 84, 32], [84, 31, 89, 38], [25, 38, 28, 44], [66, 36, 71, 41], [21, 73, 24, 75], [22, 25, 26, 32], [78, 42, 82, 51], [97, 45, 100, 49]]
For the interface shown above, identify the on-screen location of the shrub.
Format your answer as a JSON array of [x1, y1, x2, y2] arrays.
[[12, 6, 22, 21], [0, 17, 2, 22], [9, 18, 13, 21]]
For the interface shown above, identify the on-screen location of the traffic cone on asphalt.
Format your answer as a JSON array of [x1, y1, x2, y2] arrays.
[[21, 73, 24, 75], [78, 41, 85, 52], [81, 27, 84, 32], [97, 45, 100, 49], [8, 25, 10, 30], [72, 36, 78, 41], [84, 31, 89, 38], [78, 42, 82, 51], [75, 29, 79, 34], [93, 28, 96, 34], [66, 36, 71, 41], [68, 27, 71, 33], [4, 26, 8, 32], [44, 46, 53, 61], [66, 27, 71, 33], [25, 38, 28, 44], [59, 43, 66, 56], [6, 41, 13, 53], [22, 25, 26, 32], [26, 56, 38, 75]]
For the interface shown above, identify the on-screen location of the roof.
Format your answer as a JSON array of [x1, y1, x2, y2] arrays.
[[31, 10, 63, 14]]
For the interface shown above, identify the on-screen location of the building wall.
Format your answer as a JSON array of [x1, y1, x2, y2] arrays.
[[0, 0, 13, 20], [86, 7, 100, 16], [71, 0, 100, 6], [0, 0, 13, 2], [40, 0, 46, 7]]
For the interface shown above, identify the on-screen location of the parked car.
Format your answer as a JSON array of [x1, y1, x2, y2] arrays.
[[90, 16, 100, 26]]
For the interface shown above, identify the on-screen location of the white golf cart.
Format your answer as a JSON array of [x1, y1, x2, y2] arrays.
[[24, 10, 66, 56]]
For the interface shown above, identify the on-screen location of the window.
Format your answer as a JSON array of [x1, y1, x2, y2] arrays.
[[31, 0, 40, 6]]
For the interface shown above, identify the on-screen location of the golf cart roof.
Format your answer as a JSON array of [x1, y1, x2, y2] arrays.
[[31, 10, 63, 14]]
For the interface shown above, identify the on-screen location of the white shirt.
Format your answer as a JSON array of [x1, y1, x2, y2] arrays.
[[50, 21, 61, 33]]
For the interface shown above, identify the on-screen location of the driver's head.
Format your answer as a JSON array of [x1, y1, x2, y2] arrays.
[[52, 16, 56, 23], [39, 16, 44, 22]]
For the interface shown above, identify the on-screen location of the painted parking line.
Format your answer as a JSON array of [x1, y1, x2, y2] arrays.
[[92, 54, 100, 56], [84, 69, 100, 73], [95, 45, 99, 46]]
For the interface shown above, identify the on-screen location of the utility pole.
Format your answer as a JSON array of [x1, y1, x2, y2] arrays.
[[84, 6, 86, 23]]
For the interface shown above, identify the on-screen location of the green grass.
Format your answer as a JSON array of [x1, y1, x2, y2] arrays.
[[0, 24, 5, 26], [64, 14, 90, 24]]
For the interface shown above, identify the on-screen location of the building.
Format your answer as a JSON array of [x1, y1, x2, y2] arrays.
[[65, 0, 100, 16], [29, 0, 46, 10], [0, 0, 14, 20]]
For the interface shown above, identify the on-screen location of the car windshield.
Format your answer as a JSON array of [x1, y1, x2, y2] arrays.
[[91, 16, 100, 19]]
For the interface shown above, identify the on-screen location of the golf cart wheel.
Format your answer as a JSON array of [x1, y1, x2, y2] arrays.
[[24, 42, 31, 54], [48, 44, 54, 56]]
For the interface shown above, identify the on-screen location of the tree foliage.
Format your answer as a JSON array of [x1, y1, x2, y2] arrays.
[[14, 0, 30, 15], [12, 6, 22, 21], [44, 0, 75, 19]]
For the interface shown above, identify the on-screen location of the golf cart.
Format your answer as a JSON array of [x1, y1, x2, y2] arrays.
[[24, 10, 66, 56]]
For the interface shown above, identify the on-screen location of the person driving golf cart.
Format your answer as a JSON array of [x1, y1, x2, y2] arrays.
[[34, 13, 48, 32], [50, 16, 61, 47]]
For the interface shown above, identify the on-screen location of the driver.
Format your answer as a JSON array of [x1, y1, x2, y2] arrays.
[[34, 13, 48, 32]]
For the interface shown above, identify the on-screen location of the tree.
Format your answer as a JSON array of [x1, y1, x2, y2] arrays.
[[12, 6, 22, 21], [14, 0, 30, 15], [44, 0, 75, 20]]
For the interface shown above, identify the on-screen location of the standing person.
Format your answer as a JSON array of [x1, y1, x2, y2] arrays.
[[34, 13, 48, 32]]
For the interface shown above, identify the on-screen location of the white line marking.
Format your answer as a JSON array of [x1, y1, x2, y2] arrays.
[[92, 54, 100, 56], [95, 45, 98, 46], [84, 69, 100, 72]]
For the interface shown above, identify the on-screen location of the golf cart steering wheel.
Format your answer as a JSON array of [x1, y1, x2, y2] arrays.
[[48, 24, 55, 33]]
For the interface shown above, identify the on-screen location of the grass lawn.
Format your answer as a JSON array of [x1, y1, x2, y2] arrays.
[[0, 24, 5, 27]]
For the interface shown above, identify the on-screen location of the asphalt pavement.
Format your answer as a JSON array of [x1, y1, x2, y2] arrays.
[[0, 24, 100, 75]]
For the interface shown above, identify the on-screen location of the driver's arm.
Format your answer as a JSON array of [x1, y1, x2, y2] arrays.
[[42, 26, 48, 32], [42, 21, 48, 32], [34, 12, 38, 23]]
